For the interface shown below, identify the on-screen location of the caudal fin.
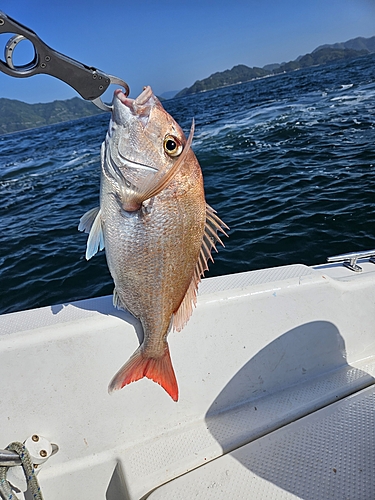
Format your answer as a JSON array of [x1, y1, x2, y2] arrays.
[[108, 345, 179, 401]]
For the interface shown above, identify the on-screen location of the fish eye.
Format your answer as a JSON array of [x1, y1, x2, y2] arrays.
[[163, 135, 183, 157]]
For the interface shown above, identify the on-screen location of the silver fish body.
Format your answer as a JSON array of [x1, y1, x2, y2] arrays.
[[79, 86, 227, 400]]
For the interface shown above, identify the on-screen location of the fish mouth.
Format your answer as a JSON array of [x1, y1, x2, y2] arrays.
[[114, 85, 155, 125], [115, 85, 153, 106], [111, 85, 159, 171]]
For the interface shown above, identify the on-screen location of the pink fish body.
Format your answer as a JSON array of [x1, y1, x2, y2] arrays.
[[79, 86, 227, 401]]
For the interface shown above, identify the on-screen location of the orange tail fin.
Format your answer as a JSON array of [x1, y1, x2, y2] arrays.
[[108, 344, 179, 401]]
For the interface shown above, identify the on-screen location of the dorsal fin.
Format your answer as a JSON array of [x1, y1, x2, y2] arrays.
[[172, 204, 229, 332], [172, 276, 199, 332]]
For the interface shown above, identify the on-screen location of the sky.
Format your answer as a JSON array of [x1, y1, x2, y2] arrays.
[[0, 0, 375, 104]]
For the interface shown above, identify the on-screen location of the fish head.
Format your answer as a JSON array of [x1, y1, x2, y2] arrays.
[[108, 86, 188, 176]]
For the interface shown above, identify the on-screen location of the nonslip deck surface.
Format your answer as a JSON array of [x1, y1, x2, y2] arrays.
[[149, 385, 375, 499]]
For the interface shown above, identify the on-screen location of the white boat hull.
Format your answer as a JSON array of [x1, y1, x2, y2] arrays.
[[1, 260, 375, 499]]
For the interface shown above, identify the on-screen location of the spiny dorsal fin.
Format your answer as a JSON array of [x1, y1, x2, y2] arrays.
[[172, 204, 228, 332], [172, 276, 199, 332]]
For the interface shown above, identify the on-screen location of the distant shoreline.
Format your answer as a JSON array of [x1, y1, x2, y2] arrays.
[[1, 34, 374, 134], [175, 38, 374, 98], [0, 96, 105, 135]]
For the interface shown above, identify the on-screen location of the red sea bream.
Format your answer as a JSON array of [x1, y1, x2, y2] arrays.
[[79, 86, 227, 401]]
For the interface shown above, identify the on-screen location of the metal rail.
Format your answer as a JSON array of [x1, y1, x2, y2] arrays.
[[327, 249, 375, 272]]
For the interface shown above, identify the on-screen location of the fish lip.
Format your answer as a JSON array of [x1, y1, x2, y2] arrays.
[[135, 86, 154, 105], [114, 88, 133, 108], [114, 86, 155, 114]]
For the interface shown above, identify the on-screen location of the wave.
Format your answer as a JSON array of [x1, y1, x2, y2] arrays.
[[1, 54, 375, 313]]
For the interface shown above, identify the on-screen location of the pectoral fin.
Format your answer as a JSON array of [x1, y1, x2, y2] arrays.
[[78, 207, 104, 260]]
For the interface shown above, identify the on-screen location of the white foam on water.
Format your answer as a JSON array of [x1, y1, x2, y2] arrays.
[[339, 84, 354, 90], [330, 95, 358, 102]]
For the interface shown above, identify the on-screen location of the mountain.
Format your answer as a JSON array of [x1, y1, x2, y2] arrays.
[[176, 36, 374, 97], [313, 35, 375, 54], [158, 90, 180, 100], [177, 64, 269, 97], [272, 47, 368, 74], [0, 97, 104, 135]]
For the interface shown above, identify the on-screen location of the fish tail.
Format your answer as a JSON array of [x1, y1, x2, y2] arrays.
[[108, 345, 179, 401]]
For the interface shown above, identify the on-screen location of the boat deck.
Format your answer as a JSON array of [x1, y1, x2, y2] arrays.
[[1, 259, 375, 499], [150, 384, 375, 499]]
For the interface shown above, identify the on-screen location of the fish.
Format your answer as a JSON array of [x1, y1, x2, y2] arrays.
[[79, 85, 228, 401]]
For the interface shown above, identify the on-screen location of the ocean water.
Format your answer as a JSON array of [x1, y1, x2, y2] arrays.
[[1, 53, 375, 315]]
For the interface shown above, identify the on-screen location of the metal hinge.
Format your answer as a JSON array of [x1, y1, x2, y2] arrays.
[[327, 249, 375, 272]]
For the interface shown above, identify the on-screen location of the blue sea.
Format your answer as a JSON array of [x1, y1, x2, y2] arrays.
[[1, 53, 375, 315]]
